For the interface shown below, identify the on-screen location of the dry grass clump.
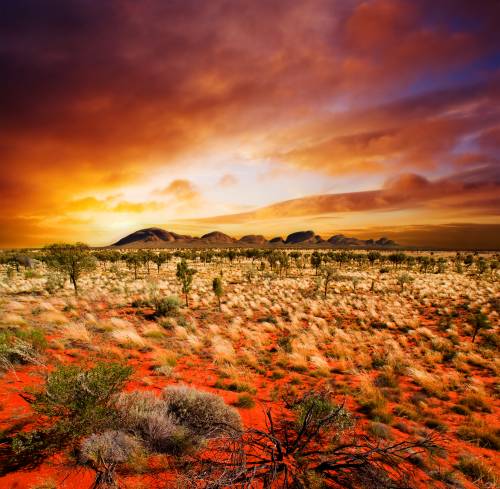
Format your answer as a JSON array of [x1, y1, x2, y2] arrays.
[[62, 322, 92, 344], [357, 373, 392, 423], [407, 367, 449, 399], [111, 328, 147, 348], [456, 418, 500, 450], [456, 453, 498, 486]]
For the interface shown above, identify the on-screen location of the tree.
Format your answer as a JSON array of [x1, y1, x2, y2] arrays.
[[152, 251, 170, 274], [388, 252, 406, 269], [138, 250, 154, 275], [176, 259, 196, 307], [124, 252, 141, 280], [212, 276, 223, 311], [227, 250, 237, 265], [321, 266, 336, 299], [44, 243, 96, 295], [366, 251, 381, 266], [470, 311, 491, 343], [311, 251, 322, 275]]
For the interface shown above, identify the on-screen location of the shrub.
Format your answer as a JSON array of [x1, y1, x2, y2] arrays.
[[7, 361, 132, 475], [116, 391, 193, 455], [153, 296, 180, 317], [79, 430, 142, 488], [45, 272, 65, 293], [234, 394, 255, 408], [43, 243, 96, 295], [0, 328, 47, 370], [80, 430, 141, 467], [25, 362, 132, 434], [423, 417, 447, 432], [162, 385, 242, 438]]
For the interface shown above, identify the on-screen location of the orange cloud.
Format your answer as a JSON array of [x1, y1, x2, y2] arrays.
[[157, 180, 200, 202], [195, 169, 500, 223]]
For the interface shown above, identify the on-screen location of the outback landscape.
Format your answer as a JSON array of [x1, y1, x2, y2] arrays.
[[0, 238, 498, 488], [1, 0, 500, 488]]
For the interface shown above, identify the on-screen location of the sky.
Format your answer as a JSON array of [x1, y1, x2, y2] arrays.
[[1, 0, 499, 249]]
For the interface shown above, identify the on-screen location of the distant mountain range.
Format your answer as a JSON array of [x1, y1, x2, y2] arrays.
[[111, 227, 399, 248]]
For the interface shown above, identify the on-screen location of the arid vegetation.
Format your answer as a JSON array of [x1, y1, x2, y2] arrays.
[[0, 246, 498, 488]]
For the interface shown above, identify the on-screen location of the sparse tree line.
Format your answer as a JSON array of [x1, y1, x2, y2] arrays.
[[0, 246, 498, 306]]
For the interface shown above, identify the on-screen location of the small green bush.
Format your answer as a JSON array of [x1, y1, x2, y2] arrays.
[[234, 394, 255, 408], [154, 296, 180, 317]]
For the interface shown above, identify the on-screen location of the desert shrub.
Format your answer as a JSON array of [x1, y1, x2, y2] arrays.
[[80, 430, 141, 466], [214, 380, 257, 394], [200, 389, 439, 489], [451, 404, 470, 415], [358, 380, 393, 423], [154, 296, 180, 317], [7, 361, 132, 475], [162, 385, 242, 438], [0, 328, 47, 370], [116, 391, 193, 455], [24, 362, 132, 436], [393, 404, 419, 421], [456, 453, 497, 485], [277, 335, 293, 353], [43, 243, 96, 295], [368, 422, 393, 440], [79, 430, 142, 488], [429, 468, 460, 485], [375, 369, 399, 388], [44, 272, 65, 294], [234, 394, 255, 408], [423, 417, 447, 432]]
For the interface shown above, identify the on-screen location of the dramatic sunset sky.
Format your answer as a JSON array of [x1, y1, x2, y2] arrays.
[[1, 0, 499, 248]]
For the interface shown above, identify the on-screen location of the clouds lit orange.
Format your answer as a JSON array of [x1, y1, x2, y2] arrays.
[[1, 0, 499, 248]]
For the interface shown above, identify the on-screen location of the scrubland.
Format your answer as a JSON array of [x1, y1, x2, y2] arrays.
[[0, 248, 498, 488]]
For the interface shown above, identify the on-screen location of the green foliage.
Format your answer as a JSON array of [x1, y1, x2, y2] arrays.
[[310, 251, 322, 274], [212, 276, 223, 310], [154, 295, 180, 317], [470, 311, 491, 343], [43, 243, 96, 294], [176, 259, 196, 306], [234, 394, 255, 408], [26, 362, 132, 433], [294, 393, 353, 437]]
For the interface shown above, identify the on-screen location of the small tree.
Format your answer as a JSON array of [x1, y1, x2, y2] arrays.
[[176, 259, 196, 307], [470, 311, 491, 343], [124, 252, 141, 280], [152, 251, 170, 274], [397, 272, 414, 291], [44, 243, 96, 295], [212, 277, 223, 311], [311, 251, 322, 275], [367, 251, 381, 267], [321, 266, 336, 299]]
